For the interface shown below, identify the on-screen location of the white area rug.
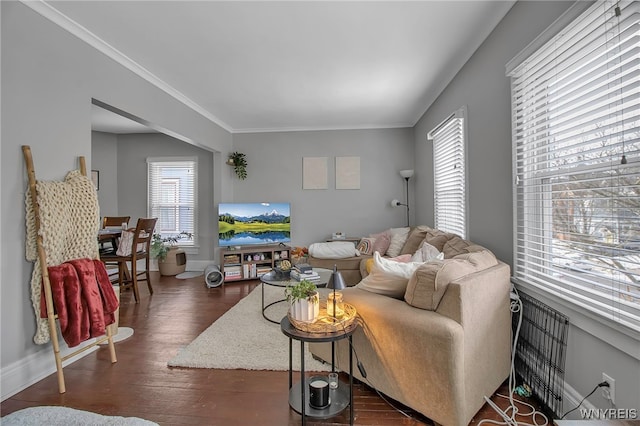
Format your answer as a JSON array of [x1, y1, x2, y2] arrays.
[[1, 406, 158, 425], [168, 285, 331, 371]]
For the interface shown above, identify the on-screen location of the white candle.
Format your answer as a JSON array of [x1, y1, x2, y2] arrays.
[[327, 292, 344, 317], [310, 379, 328, 388]]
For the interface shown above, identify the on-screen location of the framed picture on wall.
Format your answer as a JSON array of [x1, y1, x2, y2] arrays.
[[91, 170, 99, 190], [302, 157, 328, 190], [335, 156, 360, 189]]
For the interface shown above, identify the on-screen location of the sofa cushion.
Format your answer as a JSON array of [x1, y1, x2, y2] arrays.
[[452, 249, 498, 270], [400, 225, 432, 255], [357, 252, 422, 299], [442, 236, 488, 258], [405, 257, 481, 310], [308, 241, 359, 259], [386, 227, 411, 257], [441, 236, 471, 258], [423, 228, 457, 252], [410, 241, 444, 263]]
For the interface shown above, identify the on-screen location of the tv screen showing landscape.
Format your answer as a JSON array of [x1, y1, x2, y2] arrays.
[[218, 202, 291, 246]]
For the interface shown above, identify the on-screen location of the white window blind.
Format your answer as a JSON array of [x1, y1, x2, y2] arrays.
[[147, 158, 197, 246], [509, 0, 640, 331], [428, 108, 467, 239]]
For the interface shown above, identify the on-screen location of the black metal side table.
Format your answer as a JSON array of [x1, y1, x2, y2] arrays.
[[280, 316, 357, 425]]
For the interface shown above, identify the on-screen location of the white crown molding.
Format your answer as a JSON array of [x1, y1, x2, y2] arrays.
[[19, 0, 233, 133], [233, 122, 413, 134]]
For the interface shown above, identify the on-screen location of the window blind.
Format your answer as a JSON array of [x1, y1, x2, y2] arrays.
[[429, 108, 467, 239], [147, 158, 197, 246], [509, 0, 640, 331]]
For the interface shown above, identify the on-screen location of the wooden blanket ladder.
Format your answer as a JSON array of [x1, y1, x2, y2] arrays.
[[22, 145, 117, 394]]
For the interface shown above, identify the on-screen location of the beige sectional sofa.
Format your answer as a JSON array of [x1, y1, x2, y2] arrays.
[[308, 226, 512, 426]]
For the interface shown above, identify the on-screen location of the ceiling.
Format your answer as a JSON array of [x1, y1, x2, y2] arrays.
[[45, 1, 516, 134]]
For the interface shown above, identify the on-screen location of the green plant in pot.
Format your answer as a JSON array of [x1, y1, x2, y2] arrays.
[[286, 279, 319, 323], [150, 232, 192, 276], [227, 151, 247, 180]]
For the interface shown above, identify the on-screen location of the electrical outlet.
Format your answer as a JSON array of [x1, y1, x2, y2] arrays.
[[602, 373, 616, 405]]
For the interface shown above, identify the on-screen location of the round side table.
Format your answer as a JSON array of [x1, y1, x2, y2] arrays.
[[280, 316, 357, 425]]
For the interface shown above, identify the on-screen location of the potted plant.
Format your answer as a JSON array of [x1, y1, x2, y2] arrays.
[[285, 279, 319, 323], [151, 232, 192, 276], [227, 151, 247, 180]]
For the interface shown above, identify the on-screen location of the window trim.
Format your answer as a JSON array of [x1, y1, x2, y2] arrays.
[[505, 1, 592, 76], [146, 156, 198, 248], [428, 106, 468, 239], [508, 0, 640, 341]]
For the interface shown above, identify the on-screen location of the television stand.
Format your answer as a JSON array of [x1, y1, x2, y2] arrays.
[[220, 245, 291, 282]]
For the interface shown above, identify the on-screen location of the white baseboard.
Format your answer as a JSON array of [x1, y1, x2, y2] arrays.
[[149, 259, 214, 272], [186, 260, 215, 272], [1, 338, 98, 401], [560, 381, 597, 420]]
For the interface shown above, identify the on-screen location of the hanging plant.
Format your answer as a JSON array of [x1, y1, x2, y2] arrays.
[[228, 152, 248, 180]]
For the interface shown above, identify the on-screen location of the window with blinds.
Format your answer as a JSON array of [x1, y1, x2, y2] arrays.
[[147, 158, 197, 246], [428, 108, 467, 239], [509, 0, 639, 331]]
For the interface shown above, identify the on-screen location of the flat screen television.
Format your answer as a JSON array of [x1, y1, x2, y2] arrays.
[[218, 202, 291, 247]]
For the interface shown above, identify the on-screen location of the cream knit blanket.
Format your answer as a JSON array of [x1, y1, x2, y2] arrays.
[[25, 170, 100, 344]]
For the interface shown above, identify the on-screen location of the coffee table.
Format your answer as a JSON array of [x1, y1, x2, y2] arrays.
[[260, 267, 332, 324]]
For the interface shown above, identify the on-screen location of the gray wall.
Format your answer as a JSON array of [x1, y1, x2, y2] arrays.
[[115, 133, 216, 263], [92, 131, 119, 216], [1, 1, 231, 395], [231, 128, 415, 247], [413, 0, 639, 413]]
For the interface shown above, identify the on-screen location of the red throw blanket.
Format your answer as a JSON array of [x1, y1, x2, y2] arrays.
[[41, 259, 119, 347]]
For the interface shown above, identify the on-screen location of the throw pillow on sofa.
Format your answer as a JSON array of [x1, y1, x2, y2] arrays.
[[400, 225, 432, 255], [356, 237, 376, 255], [369, 231, 392, 255], [357, 252, 422, 299], [410, 241, 444, 263], [404, 250, 498, 310], [362, 253, 412, 276], [385, 227, 410, 257]]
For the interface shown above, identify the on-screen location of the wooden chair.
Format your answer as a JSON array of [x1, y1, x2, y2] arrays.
[[100, 218, 157, 303], [100, 216, 130, 253], [103, 216, 131, 229]]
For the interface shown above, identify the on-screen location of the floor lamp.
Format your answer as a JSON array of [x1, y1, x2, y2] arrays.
[[391, 169, 414, 227]]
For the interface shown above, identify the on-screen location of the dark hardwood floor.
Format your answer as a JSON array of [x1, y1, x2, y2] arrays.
[[1, 273, 543, 425]]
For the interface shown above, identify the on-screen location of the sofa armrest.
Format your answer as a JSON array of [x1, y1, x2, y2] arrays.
[[311, 287, 467, 424], [436, 261, 511, 325], [436, 261, 512, 422]]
